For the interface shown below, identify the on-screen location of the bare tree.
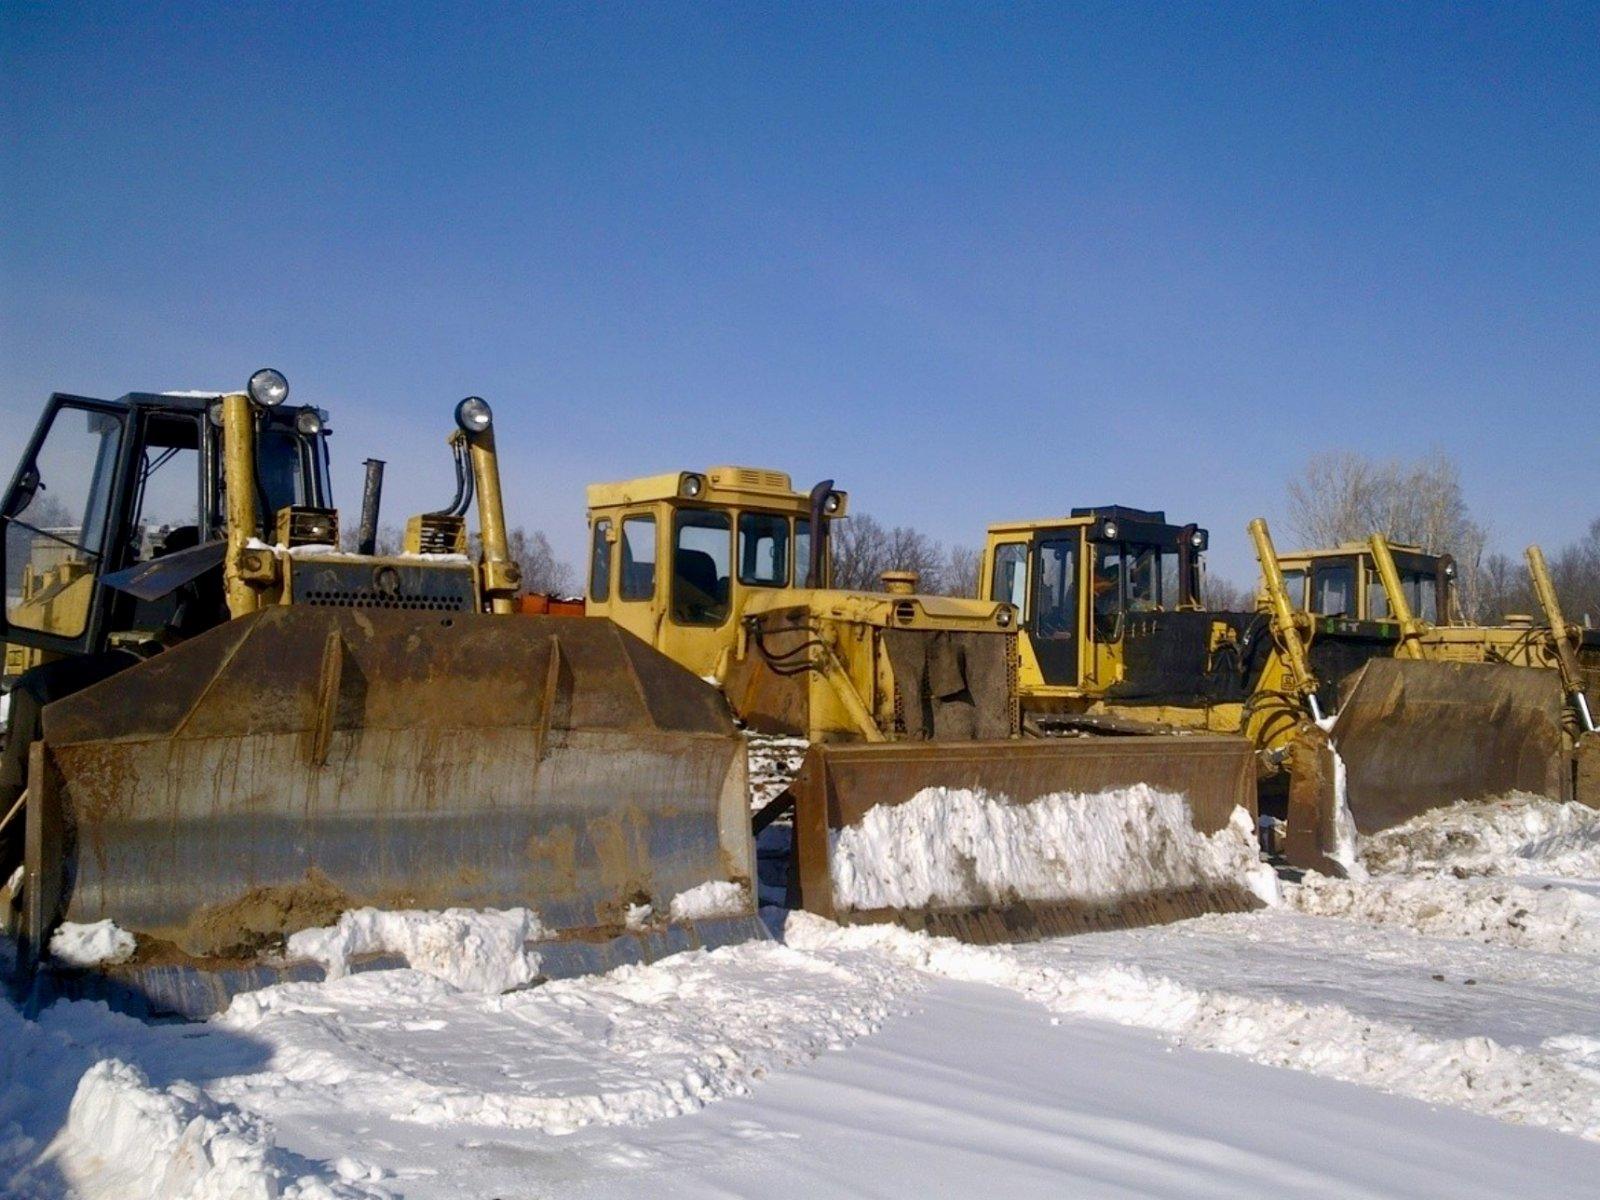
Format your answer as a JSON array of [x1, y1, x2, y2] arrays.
[[1287, 450, 1489, 619], [937, 545, 984, 598], [1203, 574, 1254, 612], [829, 514, 952, 593], [507, 527, 575, 596]]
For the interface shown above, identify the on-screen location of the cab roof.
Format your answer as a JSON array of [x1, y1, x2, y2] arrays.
[[587, 466, 815, 513]]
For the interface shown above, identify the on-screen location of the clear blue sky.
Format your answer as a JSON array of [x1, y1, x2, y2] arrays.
[[4, 3, 1596, 586]]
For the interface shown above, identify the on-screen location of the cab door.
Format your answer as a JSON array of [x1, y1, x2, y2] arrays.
[[1029, 532, 1081, 686], [1, 395, 131, 659]]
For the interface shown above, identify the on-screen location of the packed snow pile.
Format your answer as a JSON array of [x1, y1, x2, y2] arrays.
[[667, 880, 750, 921], [786, 913, 1600, 1141], [49, 920, 136, 968], [829, 785, 1278, 911], [1286, 873, 1600, 955], [1360, 794, 1600, 879], [286, 907, 547, 993], [217, 938, 922, 1137]]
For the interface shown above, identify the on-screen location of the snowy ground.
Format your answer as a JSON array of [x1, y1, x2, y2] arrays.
[[6, 793, 1600, 1198]]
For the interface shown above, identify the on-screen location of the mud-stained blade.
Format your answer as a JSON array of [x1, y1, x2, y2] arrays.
[[25, 607, 757, 1008], [788, 735, 1261, 941], [1331, 658, 1569, 834]]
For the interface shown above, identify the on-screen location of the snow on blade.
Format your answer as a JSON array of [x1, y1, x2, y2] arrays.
[[786, 913, 1600, 1141], [285, 907, 548, 994], [829, 784, 1278, 911], [1286, 873, 1600, 955], [667, 880, 750, 921], [48, 920, 136, 968]]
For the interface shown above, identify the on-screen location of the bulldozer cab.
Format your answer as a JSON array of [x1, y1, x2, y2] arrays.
[[981, 507, 1209, 694], [585, 467, 831, 680], [1271, 542, 1457, 626], [2, 390, 329, 678]]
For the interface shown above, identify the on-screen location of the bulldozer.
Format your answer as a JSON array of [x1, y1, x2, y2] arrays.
[[977, 509, 1421, 860], [978, 508, 1597, 872], [582, 470, 1263, 941], [0, 373, 757, 1017], [1267, 532, 1599, 866]]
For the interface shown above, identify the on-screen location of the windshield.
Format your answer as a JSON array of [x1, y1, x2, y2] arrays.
[[1094, 543, 1176, 613]]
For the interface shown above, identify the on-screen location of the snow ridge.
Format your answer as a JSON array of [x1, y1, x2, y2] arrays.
[[785, 913, 1600, 1140], [216, 939, 923, 1137]]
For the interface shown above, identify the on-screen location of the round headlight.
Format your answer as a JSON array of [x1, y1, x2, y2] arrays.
[[1443, 562, 1457, 579], [455, 396, 493, 433], [822, 492, 843, 515], [248, 368, 290, 407], [1103, 521, 1119, 540], [680, 473, 705, 498], [295, 408, 323, 436], [207, 401, 225, 428], [1190, 531, 1205, 549], [997, 607, 1014, 627]]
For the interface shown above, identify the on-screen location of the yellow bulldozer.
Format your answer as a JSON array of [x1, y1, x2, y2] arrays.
[[1265, 532, 1599, 866], [977, 507, 1597, 873], [0, 373, 757, 1017], [582, 471, 1262, 940]]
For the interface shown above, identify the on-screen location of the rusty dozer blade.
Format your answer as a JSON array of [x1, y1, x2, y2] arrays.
[[786, 735, 1262, 942], [22, 608, 759, 1017], [1328, 657, 1571, 836]]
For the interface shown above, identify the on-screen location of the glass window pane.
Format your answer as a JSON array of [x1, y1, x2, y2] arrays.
[[1367, 575, 1391, 620], [589, 519, 612, 600], [1035, 539, 1078, 637], [673, 509, 731, 625], [1093, 547, 1124, 616], [132, 416, 202, 557], [1312, 564, 1355, 616], [620, 515, 656, 600], [6, 405, 124, 638], [1411, 573, 1439, 623], [738, 512, 789, 586], [794, 518, 813, 586], [1281, 569, 1307, 610], [991, 543, 1027, 610], [1125, 546, 1167, 611]]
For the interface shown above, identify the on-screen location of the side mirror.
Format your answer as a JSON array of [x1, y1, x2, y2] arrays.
[[2, 467, 39, 520]]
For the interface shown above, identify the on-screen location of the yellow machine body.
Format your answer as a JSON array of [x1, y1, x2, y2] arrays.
[[1, 387, 757, 1017], [586, 476, 1260, 938]]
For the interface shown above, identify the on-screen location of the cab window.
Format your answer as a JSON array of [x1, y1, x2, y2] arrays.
[[1281, 568, 1307, 611], [673, 509, 731, 625], [620, 515, 656, 600], [1411, 572, 1439, 623], [4, 404, 125, 638], [794, 518, 815, 586], [1311, 562, 1356, 616], [589, 518, 613, 600], [1093, 547, 1124, 616], [1367, 574, 1390, 620], [131, 414, 203, 559], [1035, 538, 1078, 637], [991, 542, 1027, 611], [738, 512, 789, 587]]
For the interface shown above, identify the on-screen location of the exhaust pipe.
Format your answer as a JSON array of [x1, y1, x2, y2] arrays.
[[357, 458, 385, 556], [806, 479, 835, 588]]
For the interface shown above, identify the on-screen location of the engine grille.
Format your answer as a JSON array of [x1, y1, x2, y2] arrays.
[[289, 561, 475, 612]]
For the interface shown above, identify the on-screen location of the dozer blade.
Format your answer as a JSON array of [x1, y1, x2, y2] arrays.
[[23, 608, 759, 1016], [1330, 658, 1570, 835], [787, 735, 1262, 942]]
